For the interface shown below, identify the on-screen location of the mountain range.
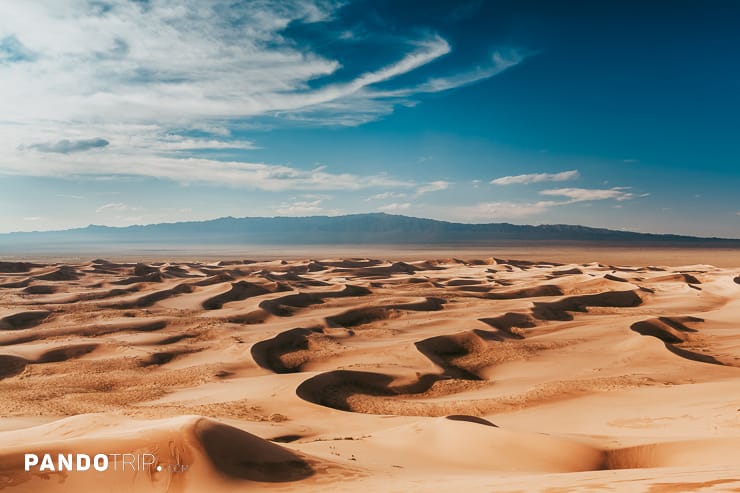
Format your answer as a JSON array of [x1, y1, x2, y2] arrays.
[[2, 214, 739, 251]]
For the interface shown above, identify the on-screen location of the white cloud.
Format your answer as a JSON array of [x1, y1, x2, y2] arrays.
[[152, 138, 258, 152], [0, 1, 341, 124], [0, 1, 525, 189], [96, 202, 140, 213], [414, 180, 450, 196], [374, 49, 527, 98], [2, 143, 415, 191], [378, 202, 411, 212], [447, 201, 559, 220], [23, 216, 42, 221], [490, 169, 580, 185], [275, 199, 325, 215], [539, 187, 634, 202], [366, 191, 407, 201], [274, 196, 342, 216], [310, 35, 452, 106], [0, 3, 459, 127], [427, 184, 646, 222]]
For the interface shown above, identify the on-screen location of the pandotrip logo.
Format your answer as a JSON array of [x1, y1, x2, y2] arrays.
[[24, 453, 190, 473]]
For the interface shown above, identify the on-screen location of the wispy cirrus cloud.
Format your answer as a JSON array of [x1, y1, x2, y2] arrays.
[[490, 169, 580, 185], [539, 187, 633, 202], [96, 202, 141, 213], [152, 138, 258, 152], [373, 49, 527, 99], [365, 191, 408, 201], [441, 200, 559, 220], [0, 2, 486, 125], [0, 1, 524, 189], [275, 199, 325, 215], [429, 184, 646, 222], [274, 195, 342, 216], [3, 150, 414, 192], [378, 202, 411, 212], [414, 180, 451, 196]]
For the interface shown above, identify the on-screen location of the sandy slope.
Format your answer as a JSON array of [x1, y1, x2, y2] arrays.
[[1, 255, 739, 492]]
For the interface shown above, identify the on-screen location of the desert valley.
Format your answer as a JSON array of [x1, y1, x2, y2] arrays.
[[1, 254, 739, 492]]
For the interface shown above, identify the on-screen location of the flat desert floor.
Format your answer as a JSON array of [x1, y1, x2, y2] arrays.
[[1, 255, 740, 492]]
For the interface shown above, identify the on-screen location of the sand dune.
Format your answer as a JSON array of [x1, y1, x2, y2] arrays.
[[0, 310, 51, 330], [0, 414, 325, 492], [1, 256, 740, 491], [202, 280, 275, 310]]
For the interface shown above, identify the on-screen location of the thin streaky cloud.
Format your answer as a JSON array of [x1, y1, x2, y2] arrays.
[[414, 180, 450, 196], [432, 185, 644, 222], [365, 192, 408, 201], [2, 144, 416, 192], [95, 202, 147, 213], [434, 200, 560, 221], [490, 170, 580, 185], [96, 203, 138, 213], [378, 202, 411, 212], [375, 49, 528, 98], [539, 187, 634, 202], [264, 47, 529, 127], [153, 138, 258, 152], [274, 199, 326, 216]]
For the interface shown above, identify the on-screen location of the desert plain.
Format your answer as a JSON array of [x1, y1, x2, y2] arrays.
[[1, 250, 740, 492]]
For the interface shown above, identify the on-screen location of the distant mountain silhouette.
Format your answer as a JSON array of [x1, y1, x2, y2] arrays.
[[2, 213, 739, 248]]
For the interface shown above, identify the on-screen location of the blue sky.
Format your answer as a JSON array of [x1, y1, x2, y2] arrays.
[[0, 0, 738, 237]]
